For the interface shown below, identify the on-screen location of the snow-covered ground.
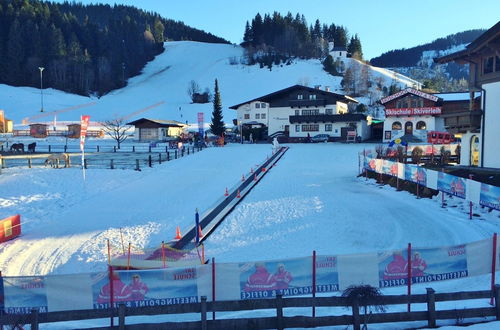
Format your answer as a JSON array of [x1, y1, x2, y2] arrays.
[[1, 41, 416, 128], [1, 140, 499, 328]]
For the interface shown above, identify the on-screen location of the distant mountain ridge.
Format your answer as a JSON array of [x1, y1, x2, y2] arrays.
[[370, 29, 485, 68]]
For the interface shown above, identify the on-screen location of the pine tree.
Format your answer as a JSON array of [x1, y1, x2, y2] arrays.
[[210, 79, 225, 137]]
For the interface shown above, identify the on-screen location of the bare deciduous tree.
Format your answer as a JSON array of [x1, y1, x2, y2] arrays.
[[186, 80, 200, 102], [101, 118, 129, 149]]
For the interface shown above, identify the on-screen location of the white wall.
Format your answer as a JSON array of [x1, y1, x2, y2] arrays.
[[382, 116, 438, 142], [483, 81, 500, 168], [236, 101, 270, 128]]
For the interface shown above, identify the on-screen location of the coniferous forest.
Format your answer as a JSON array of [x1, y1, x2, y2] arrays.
[[241, 12, 362, 66], [0, 0, 228, 96], [370, 30, 485, 67]]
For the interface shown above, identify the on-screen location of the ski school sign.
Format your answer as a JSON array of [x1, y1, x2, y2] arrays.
[[385, 107, 442, 117]]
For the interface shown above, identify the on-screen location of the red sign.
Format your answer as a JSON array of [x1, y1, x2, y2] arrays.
[[0, 214, 21, 243], [80, 115, 90, 152], [385, 107, 442, 117], [347, 130, 356, 137]]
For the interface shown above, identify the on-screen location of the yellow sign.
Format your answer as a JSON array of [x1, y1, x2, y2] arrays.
[[394, 138, 402, 144], [4, 219, 12, 237]]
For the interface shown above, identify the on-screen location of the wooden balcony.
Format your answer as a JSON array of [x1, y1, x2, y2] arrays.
[[288, 99, 327, 107], [442, 110, 482, 133]]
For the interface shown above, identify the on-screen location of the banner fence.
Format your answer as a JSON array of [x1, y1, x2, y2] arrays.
[[1, 236, 498, 314]]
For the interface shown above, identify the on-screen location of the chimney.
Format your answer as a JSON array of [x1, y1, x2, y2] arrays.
[[314, 85, 321, 90], [325, 86, 330, 92]]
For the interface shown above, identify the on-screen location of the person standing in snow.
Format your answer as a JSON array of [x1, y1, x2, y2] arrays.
[[272, 263, 293, 290]]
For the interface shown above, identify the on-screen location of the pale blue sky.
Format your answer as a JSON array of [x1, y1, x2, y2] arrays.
[[77, 0, 499, 60]]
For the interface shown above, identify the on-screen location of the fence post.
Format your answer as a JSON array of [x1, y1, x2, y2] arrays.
[[28, 158, 32, 169], [276, 294, 284, 330], [114, 146, 116, 153], [110, 159, 114, 169], [182, 148, 185, 157], [201, 296, 207, 330], [118, 304, 126, 330], [491, 233, 498, 305], [175, 150, 177, 159], [30, 308, 39, 330], [135, 159, 140, 171], [212, 257, 216, 321], [426, 288, 436, 328], [167, 152, 170, 161], [158, 153, 162, 164], [187, 147, 190, 155], [165, 146, 168, 153], [312, 250, 316, 318], [48, 145, 51, 153], [352, 296, 360, 330], [97, 145, 100, 152], [84, 159, 87, 169], [494, 284, 500, 320], [148, 155, 152, 167]]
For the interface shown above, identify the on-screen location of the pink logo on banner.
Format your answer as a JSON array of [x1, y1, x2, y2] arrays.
[[80, 115, 90, 152]]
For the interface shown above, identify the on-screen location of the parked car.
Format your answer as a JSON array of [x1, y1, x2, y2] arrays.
[[311, 134, 330, 143]]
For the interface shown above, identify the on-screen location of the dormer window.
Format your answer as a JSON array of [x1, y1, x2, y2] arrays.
[[309, 94, 317, 100], [297, 94, 303, 100]]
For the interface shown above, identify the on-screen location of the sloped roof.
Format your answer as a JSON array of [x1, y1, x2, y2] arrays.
[[126, 118, 185, 127], [332, 46, 347, 51], [379, 88, 441, 104], [229, 85, 358, 109]]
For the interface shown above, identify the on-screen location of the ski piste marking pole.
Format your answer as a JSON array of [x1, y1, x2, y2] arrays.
[[212, 257, 216, 321], [491, 233, 497, 306], [407, 243, 412, 313], [312, 250, 316, 318]]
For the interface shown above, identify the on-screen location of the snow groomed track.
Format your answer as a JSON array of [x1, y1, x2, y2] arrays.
[[173, 146, 289, 250]]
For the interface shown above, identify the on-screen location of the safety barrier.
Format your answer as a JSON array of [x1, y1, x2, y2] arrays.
[[1, 235, 499, 316], [359, 149, 500, 213]]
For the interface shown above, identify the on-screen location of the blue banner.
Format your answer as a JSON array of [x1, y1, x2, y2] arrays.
[[405, 165, 426, 185], [315, 255, 339, 292], [2, 276, 48, 314], [239, 258, 311, 299], [92, 268, 198, 309], [437, 172, 466, 199], [378, 244, 468, 288], [480, 183, 500, 211]]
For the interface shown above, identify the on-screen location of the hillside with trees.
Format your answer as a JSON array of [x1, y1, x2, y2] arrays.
[[241, 12, 362, 67], [0, 0, 228, 96], [370, 29, 485, 67]]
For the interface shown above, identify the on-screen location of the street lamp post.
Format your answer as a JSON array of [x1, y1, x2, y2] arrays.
[[38, 67, 44, 112]]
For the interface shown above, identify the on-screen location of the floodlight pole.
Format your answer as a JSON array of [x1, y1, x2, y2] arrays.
[[38, 67, 44, 112]]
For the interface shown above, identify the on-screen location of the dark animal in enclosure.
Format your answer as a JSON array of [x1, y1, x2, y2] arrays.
[[28, 142, 36, 153], [10, 143, 24, 152]]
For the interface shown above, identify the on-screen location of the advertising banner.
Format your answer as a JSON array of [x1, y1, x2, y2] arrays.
[[92, 268, 198, 309], [79, 115, 90, 152], [479, 183, 500, 211], [437, 172, 466, 199], [315, 255, 339, 292], [0, 214, 21, 243], [3, 276, 48, 313], [404, 165, 426, 185], [409, 245, 468, 285], [381, 160, 393, 176], [197, 112, 204, 138], [378, 244, 468, 288], [239, 258, 311, 299]]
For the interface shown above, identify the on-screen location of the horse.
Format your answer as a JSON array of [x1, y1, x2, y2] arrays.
[[27, 142, 36, 153], [45, 153, 70, 168], [10, 143, 24, 153]]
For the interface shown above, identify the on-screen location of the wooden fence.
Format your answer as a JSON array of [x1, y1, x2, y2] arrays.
[[0, 146, 203, 172], [2, 286, 499, 330]]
